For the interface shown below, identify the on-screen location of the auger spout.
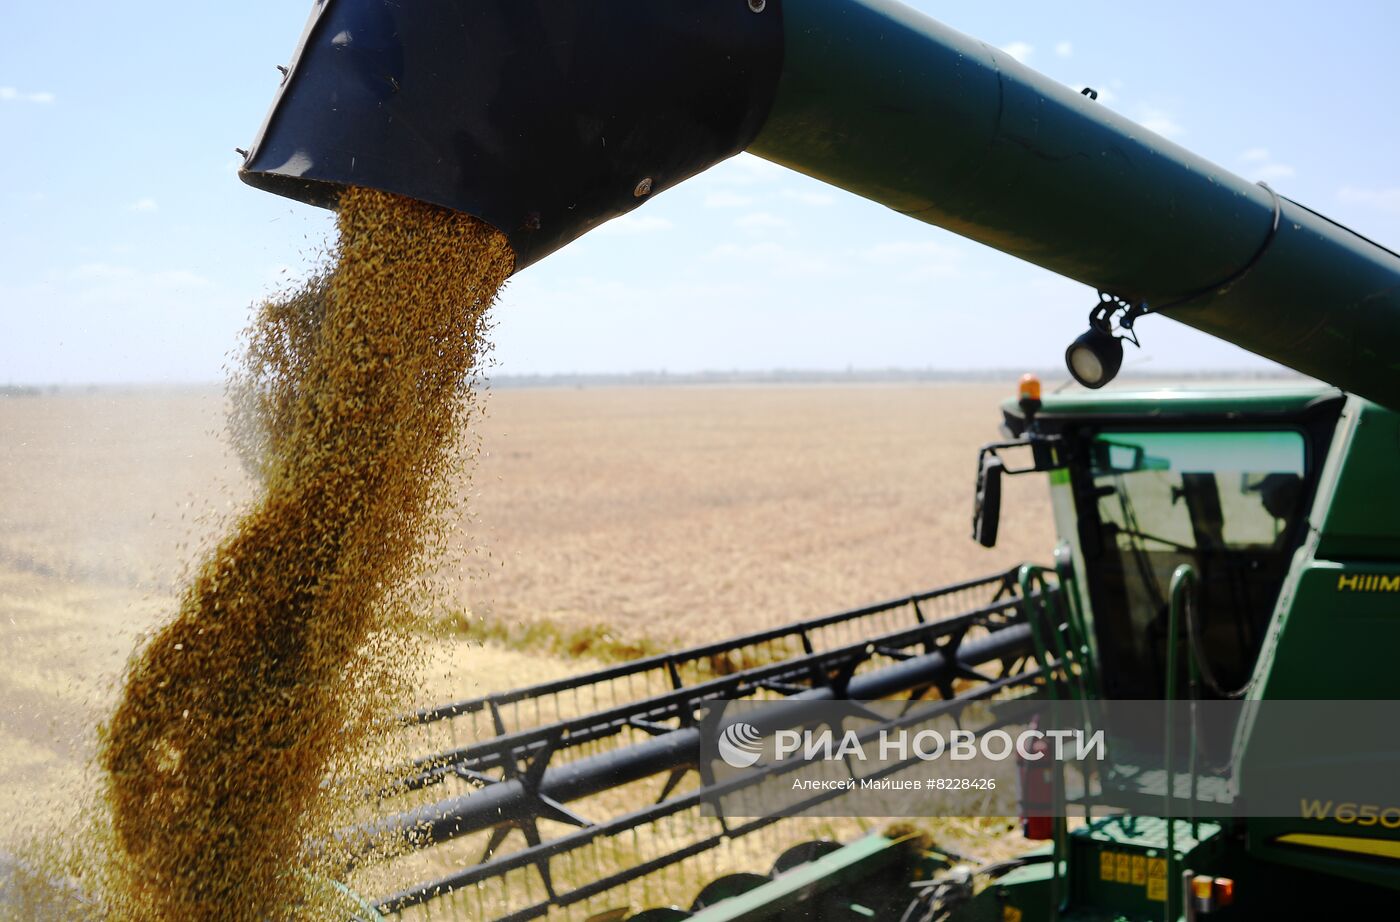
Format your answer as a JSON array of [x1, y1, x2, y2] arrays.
[[238, 0, 784, 271]]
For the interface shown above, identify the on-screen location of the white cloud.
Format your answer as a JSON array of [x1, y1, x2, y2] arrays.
[[1237, 148, 1294, 182], [130, 198, 159, 213], [596, 213, 674, 235], [704, 190, 754, 209], [1055, 41, 1074, 58], [0, 86, 56, 104], [860, 240, 963, 280], [780, 189, 835, 207], [71, 263, 212, 296], [735, 212, 790, 231], [1255, 163, 1296, 181], [707, 241, 835, 278], [1000, 41, 1034, 64], [1338, 186, 1400, 214], [1137, 107, 1184, 139]]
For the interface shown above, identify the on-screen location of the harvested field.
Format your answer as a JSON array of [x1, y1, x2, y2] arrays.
[[453, 383, 1052, 653], [0, 381, 1053, 873]]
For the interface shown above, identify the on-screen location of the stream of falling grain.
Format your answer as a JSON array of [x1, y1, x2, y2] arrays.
[[93, 187, 512, 920]]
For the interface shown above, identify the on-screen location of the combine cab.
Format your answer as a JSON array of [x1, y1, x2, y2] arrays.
[[945, 383, 1400, 920]]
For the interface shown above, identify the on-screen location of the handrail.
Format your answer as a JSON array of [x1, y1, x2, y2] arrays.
[[1054, 544, 1102, 700], [1165, 563, 1204, 922], [1017, 567, 1060, 700]]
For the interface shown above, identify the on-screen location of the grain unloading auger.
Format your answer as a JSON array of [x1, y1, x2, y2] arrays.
[[241, 0, 1400, 409], [239, 1, 1400, 920]]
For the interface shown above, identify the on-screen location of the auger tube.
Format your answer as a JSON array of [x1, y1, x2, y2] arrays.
[[748, 0, 1400, 409], [241, 0, 1400, 409]]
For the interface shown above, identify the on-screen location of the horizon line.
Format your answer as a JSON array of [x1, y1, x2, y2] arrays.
[[1, 366, 1310, 395]]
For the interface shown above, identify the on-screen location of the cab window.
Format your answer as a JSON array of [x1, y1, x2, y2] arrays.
[[1083, 429, 1309, 698]]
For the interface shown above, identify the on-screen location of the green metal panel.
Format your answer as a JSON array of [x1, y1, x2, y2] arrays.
[[751, 0, 1400, 410], [1253, 560, 1400, 700], [1223, 397, 1400, 891], [1314, 400, 1400, 560], [1241, 397, 1400, 702]]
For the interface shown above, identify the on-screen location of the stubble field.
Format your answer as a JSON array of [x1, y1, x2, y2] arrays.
[[0, 382, 1052, 849]]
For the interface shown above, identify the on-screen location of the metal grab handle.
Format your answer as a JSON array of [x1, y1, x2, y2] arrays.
[[1165, 564, 1205, 922]]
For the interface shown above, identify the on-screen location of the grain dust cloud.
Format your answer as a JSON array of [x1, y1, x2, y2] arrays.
[[40, 187, 512, 919]]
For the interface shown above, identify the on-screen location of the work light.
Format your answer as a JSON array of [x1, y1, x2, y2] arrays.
[[1065, 326, 1124, 389]]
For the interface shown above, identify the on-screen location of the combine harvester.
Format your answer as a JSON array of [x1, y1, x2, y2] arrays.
[[240, 1, 1400, 919]]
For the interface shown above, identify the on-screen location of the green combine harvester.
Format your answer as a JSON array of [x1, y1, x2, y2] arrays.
[[240, 1, 1400, 919]]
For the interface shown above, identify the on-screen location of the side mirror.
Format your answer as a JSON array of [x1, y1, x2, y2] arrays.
[[1090, 439, 1147, 474], [973, 454, 1004, 548]]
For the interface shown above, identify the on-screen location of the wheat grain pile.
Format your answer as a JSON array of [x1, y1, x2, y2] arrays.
[[93, 187, 512, 920]]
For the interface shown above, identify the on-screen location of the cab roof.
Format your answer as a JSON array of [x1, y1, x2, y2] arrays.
[[1002, 383, 1343, 423]]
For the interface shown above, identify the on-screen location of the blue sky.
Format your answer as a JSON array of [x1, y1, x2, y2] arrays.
[[3, 1, 1399, 385]]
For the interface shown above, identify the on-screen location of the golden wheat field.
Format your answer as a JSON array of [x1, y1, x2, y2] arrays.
[[0, 382, 1051, 860]]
